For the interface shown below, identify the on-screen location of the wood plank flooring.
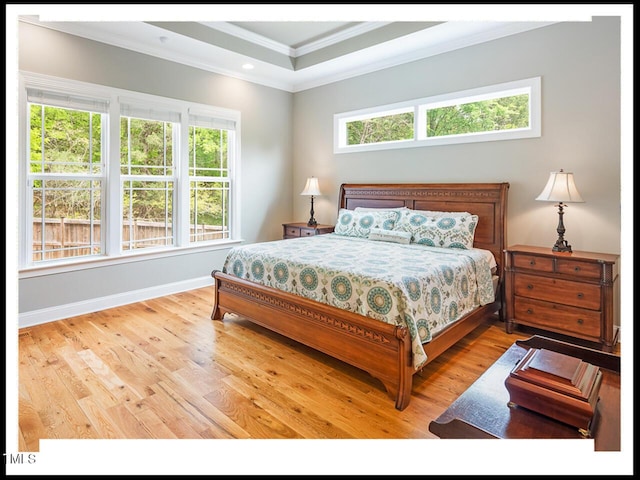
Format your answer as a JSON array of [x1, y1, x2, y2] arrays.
[[16, 286, 613, 452]]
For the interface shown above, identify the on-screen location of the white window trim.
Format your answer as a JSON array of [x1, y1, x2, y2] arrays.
[[18, 71, 242, 275], [334, 76, 541, 154]]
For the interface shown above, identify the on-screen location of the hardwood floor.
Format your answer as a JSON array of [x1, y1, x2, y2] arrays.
[[16, 287, 615, 452]]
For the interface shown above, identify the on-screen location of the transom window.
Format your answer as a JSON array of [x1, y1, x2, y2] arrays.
[[334, 77, 541, 153]]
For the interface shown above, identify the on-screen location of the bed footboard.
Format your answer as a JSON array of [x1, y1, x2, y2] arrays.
[[211, 270, 415, 410]]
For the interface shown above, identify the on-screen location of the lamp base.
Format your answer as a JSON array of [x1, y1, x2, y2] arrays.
[[552, 239, 572, 253], [552, 203, 572, 253], [307, 196, 317, 227]]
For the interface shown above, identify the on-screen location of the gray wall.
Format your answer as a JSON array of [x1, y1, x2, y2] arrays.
[[18, 18, 623, 325]]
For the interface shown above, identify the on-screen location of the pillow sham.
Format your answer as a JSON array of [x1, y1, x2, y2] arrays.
[[395, 209, 473, 222], [368, 227, 411, 244], [394, 211, 478, 249], [334, 209, 397, 238]]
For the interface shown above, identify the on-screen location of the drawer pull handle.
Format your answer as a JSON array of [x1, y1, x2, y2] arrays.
[[577, 318, 584, 325], [527, 284, 533, 290], [574, 266, 581, 272], [526, 309, 533, 314], [577, 293, 584, 299], [529, 260, 536, 266]]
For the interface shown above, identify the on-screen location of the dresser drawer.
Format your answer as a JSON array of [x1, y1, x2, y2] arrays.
[[555, 258, 602, 280], [514, 297, 601, 339], [283, 223, 334, 239], [512, 253, 554, 273], [284, 226, 301, 237], [513, 273, 601, 310]]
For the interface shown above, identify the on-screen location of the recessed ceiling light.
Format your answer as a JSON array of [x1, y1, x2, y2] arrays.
[[159, 36, 169, 44], [242, 63, 254, 70]]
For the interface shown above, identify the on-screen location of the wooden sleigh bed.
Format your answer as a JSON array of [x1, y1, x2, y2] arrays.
[[211, 182, 509, 410]]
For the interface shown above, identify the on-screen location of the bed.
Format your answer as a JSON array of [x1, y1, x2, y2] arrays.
[[211, 183, 509, 410]]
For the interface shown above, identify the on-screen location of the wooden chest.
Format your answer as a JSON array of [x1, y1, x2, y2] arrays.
[[505, 347, 602, 436]]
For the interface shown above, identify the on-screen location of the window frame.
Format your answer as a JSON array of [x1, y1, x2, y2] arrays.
[[334, 77, 541, 154], [186, 109, 236, 245], [18, 72, 241, 275], [27, 98, 108, 263]]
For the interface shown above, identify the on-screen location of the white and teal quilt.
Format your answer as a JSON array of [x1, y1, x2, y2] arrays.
[[222, 234, 496, 370]]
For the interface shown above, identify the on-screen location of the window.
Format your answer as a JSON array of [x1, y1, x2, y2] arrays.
[[26, 89, 107, 263], [345, 107, 414, 147], [20, 74, 239, 269], [187, 112, 235, 243], [119, 101, 181, 252], [334, 77, 541, 153]]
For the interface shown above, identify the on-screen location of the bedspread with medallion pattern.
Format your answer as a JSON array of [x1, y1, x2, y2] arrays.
[[222, 234, 495, 369]]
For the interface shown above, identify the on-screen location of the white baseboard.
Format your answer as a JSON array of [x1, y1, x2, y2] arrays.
[[18, 276, 214, 329]]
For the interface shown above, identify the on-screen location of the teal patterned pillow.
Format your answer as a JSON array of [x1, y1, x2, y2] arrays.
[[334, 209, 397, 238], [395, 212, 478, 249], [355, 206, 408, 224]]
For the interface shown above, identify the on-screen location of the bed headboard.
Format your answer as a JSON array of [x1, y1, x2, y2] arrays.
[[338, 183, 510, 276]]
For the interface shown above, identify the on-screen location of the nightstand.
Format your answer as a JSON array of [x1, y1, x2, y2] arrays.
[[504, 245, 619, 352], [282, 222, 335, 239]]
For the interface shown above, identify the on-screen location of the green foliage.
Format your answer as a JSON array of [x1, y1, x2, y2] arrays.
[[121, 117, 174, 223], [120, 117, 173, 175], [344, 94, 529, 146], [347, 112, 414, 145], [29, 103, 230, 228], [188, 126, 228, 176], [29, 105, 102, 221], [30, 105, 102, 174], [427, 94, 529, 137], [187, 127, 229, 226]]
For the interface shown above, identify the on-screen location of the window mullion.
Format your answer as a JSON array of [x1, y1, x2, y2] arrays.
[[176, 110, 190, 247], [105, 98, 121, 256]]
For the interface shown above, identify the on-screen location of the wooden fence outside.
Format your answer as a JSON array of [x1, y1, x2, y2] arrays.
[[32, 218, 227, 260]]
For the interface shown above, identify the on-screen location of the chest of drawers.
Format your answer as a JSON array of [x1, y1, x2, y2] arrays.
[[504, 245, 619, 352]]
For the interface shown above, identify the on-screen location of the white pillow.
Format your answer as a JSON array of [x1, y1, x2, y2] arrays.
[[368, 227, 411, 244]]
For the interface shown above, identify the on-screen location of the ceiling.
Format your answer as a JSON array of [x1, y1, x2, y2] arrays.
[[19, 9, 559, 92]]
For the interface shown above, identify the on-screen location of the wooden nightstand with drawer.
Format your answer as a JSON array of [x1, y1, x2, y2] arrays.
[[282, 222, 334, 239], [504, 244, 619, 352]]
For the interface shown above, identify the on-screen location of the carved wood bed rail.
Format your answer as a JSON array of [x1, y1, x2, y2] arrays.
[[211, 182, 509, 410]]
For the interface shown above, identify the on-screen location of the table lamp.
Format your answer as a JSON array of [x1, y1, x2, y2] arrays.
[[535, 169, 584, 252], [300, 176, 321, 227]]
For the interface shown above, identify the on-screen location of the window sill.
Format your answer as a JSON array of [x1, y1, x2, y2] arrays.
[[18, 239, 243, 279]]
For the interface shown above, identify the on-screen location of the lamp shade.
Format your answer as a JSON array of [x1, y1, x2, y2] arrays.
[[300, 177, 321, 196], [535, 170, 584, 203]]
